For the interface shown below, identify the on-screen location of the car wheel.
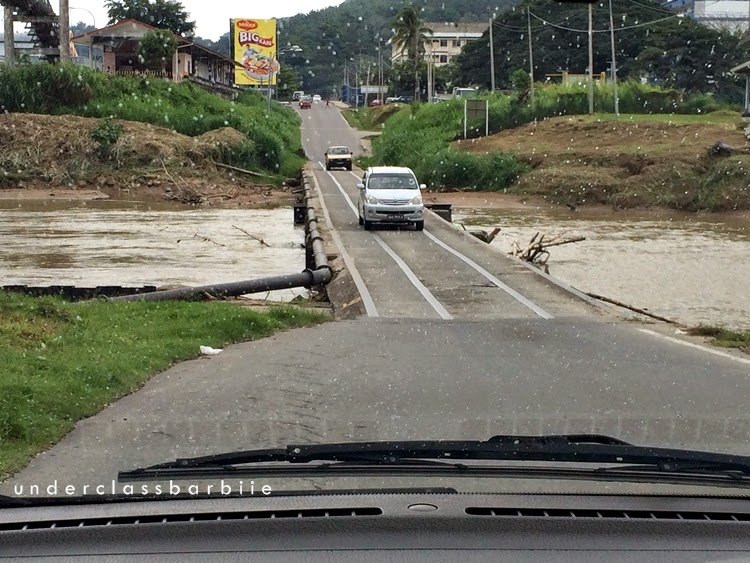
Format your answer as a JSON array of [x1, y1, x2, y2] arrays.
[[363, 219, 372, 230], [325, 164, 330, 171], [346, 163, 352, 171], [358, 215, 364, 225], [415, 220, 424, 231]]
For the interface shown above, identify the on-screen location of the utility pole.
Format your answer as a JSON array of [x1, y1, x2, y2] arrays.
[[588, 2, 594, 115], [608, 0, 620, 117], [3, 6, 15, 67], [59, 0, 71, 61], [489, 17, 495, 93], [527, 8, 534, 105], [427, 41, 432, 102]]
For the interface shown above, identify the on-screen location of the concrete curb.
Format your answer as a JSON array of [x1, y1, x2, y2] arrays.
[[424, 207, 628, 318], [303, 166, 367, 320]]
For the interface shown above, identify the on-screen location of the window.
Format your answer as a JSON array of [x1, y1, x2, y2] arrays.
[[439, 55, 448, 63], [453, 40, 461, 47], [439, 39, 448, 47]]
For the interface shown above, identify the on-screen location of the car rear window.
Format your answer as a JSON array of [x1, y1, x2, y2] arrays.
[[368, 174, 418, 190]]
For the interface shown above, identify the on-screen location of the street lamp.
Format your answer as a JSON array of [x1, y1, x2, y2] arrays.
[[277, 45, 303, 100], [70, 6, 96, 28]]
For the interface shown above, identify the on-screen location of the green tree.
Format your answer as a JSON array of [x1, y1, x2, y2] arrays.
[[137, 29, 178, 72], [71, 21, 96, 36], [277, 65, 302, 99], [392, 5, 433, 99], [105, 0, 195, 36], [456, 0, 749, 102], [511, 69, 530, 92]]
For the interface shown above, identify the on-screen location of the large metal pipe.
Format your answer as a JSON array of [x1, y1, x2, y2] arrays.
[[109, 174, 332, 302], [109, 269, 331, 302]]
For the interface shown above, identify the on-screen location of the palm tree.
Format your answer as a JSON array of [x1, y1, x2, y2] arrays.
[[392, 5, 432, 100]]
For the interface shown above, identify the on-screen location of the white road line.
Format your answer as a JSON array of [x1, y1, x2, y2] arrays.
[[349, 171, 360, 180], [319, 162, 453, 321], [423, 230, 554, 320], [371, 236, 453, 320], [319, 161, 358, 215], [638, 329, 750, 367], [310, 174, 379, 318]]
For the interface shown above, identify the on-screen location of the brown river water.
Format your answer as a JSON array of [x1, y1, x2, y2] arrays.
[[0, 199, 307, 301], [2, 199, 748, 327], [454, 206, 750, 330]]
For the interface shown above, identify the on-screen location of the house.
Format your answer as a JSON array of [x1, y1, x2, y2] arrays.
[[0, 32, 38, 63], [730, 60, 750, 116], [71, 19, 239, 85], [391, 22, 488, 67]]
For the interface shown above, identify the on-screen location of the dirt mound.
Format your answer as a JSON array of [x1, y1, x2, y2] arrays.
[[0, 113, 294, 208], [458, 116, 747, 163], [196, 127, 247, 147], [456, 115, 750, 210], [0, 113, 249, 185]]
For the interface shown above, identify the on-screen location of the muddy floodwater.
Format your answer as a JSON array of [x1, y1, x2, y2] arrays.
[[455, 206, 750, 330], [0, 199, 306, 301]]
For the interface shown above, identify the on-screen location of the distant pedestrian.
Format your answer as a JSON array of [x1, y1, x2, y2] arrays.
[[326, 98, 330, 108]]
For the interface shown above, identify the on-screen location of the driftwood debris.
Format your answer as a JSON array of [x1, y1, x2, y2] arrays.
[[160, 159, 204, 204], [211, 160, 274, 178], [584, 292, 677, 324], [460, 224, 501, 244], [511, 232, 585, 270], [710, 141, 749, 157], [232, 224, 271, 247]]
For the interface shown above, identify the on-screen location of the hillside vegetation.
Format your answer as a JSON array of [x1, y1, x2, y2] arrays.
[[0, 64, 304, 179], [367, 82, 750, 211]]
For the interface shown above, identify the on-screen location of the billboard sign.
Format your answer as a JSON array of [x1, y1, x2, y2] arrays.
[[232, 18, 278, 86]]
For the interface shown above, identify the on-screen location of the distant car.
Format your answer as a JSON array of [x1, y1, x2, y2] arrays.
[[357, 166, 426, 231], [313, 94, 322, 103], [325, 146, 353, 171], [396, 95, 414, 103], [292, 90, 305, 101], [299, 96, 312, 109], [369, 99, 382, 107], [385, 97, 400, 104]]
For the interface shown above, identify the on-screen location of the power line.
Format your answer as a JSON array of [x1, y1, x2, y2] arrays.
[[628, 0, 677, 15], [528, 9, 679, 33]]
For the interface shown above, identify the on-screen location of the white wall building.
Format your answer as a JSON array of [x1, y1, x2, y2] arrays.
[[391, 21, 488, 67], [663, 0, 750, 33]]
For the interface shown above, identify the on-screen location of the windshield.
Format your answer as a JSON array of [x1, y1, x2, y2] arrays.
[[368, 174, 419, 189], [2, 0, 750, 508]]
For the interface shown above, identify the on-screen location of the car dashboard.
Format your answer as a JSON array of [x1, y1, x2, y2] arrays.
[[2, 491, 750, 561]]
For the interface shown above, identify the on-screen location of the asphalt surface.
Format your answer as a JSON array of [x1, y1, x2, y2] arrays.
[[304, 104, 597, 321], [3, 102, 750, 494]]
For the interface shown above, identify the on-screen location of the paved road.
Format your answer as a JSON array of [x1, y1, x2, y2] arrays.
[[303, 104, 597, 321], [4, 102, 750, 494]]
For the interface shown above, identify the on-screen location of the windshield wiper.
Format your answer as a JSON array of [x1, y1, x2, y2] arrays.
[[119, 434, 750, 485]]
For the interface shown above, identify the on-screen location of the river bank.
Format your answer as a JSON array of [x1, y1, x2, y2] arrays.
[[457, 115, 750, 212], [0, 113, 299, 209]]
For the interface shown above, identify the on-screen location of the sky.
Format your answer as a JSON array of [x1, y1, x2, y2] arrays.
[[1, 1, 346, 41]]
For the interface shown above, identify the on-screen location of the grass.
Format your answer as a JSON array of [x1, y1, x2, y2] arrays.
[[342, 105, 403, 131], [0, 64, 304, 178], [0, 291, 327, 479], [368, 82, 746, 203], [687, 325, 750, 354]]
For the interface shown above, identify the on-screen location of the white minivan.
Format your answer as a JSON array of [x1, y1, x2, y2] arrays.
[[357, 166, 426, 231]]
